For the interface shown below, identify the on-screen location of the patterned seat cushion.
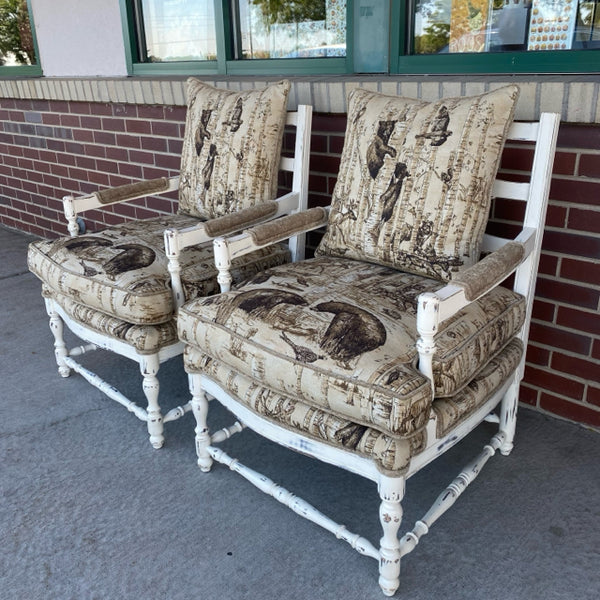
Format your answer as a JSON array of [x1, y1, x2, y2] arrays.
[[184, 339, 523, 474], [178, 78, 290, 220], [28, 215, 291, 325], [178, 257, 525, 437], [316, 85, 519, 282], [43, 286, 179, 355]]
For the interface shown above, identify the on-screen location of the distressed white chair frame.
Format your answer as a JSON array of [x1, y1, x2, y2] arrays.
[[186, 113, 559, 595], [42, 105, 312, 449]]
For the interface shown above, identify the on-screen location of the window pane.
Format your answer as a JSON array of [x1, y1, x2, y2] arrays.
[[234, 0, 346, 59], [139, 0, 217, 62], [412, 0, 600, 55], [0, 0, 37, 66]]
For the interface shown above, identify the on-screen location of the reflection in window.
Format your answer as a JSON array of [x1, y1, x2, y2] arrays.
[[139, 0, 217, 62], [0, 0, 36, 66], [413, 0, 600, 54], [234, 0, 346, 59]]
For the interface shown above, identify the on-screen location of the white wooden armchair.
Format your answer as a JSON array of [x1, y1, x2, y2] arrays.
[[27, 78, 312, 448], [176, 86, 559, 596]]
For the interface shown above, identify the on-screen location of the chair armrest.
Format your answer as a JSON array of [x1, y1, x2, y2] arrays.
[[213, 207, 329, 292], [415, 241, 527, 382], [450, 241, 526, 302], [215, 206, 328, 261], [62, 176, 179, 236]]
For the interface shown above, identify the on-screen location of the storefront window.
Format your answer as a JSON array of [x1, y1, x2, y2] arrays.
[[137, 0, 217, 62], [233, 0, 346, 59], [0, 0, 37, 66], [413, 0, 600, 55]]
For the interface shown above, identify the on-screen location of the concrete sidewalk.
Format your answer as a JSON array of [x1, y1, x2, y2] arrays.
[[1, 224, 599, 600]]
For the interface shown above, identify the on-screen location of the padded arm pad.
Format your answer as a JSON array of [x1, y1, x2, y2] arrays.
[[203, 201, 279, 238], [452, 241, 526, 301], [248, 207, 328, 247], [93, 177, 171, 205]]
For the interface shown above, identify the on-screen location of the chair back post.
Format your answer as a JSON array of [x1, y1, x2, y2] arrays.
[[287, 104, 313, 263], [512, 112, 560, 377]]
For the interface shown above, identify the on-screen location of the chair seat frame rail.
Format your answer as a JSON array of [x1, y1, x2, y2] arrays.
[[185, 112, 560, 595]]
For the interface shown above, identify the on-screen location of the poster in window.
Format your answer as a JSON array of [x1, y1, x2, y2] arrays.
[[527, 0, 578, 51], [449, 0, 490, 53]]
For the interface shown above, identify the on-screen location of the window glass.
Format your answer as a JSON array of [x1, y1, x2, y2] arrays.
[[0, 0, 37, 66], [412, 0, 600, 55], [139, 0, 217, 62], [233, 0, 346, 59]]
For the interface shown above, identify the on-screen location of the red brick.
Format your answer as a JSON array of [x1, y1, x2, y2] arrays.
[[560, 257, 600, 285], [535, 277, 598, 309], [72, 129, 94, 143], [154, 153, 180, 171], [557, 123, 600, 151], [101, 117, 126, 132], [518, 383, 538, 406], [105, 147, 129, 162], [525, 344, 551, 366], [568, 207, 600, 234], [557, 306, 600, 337], [145, 196, 174, 213], [540, 393, 600, 427], [542, 230, 600, 260], [129, 150, 155, 165], [579, 153, 600, 178], [309, 174, 328, 194], [80, 116, 101, 129], [550, 178, 600, 206], [151, 121, 180, 138], [115, 134, 141, 149], [551, 151, 577, 176], [529, 322, 591, 355], [112, 104, 138, 118], [500, 146, 534, 171], [329, 135, 345, 155], [42, 113, 61, 126], [310, 134, 327, 153], [312, 114, 347, 133], [164, 105, 186, 122], [68, 102, 91, 115], [93, 131, 116, 146], [593, 339, 600, 360], [587, 386, 600, 407], [137, 106, 165, 120], [141, 137, 167, 152], [551, 352, 600, 384], [492, 198, 525, 222], [126, 119, 152, 134], [118, 163, 143, 179], [545, 204, 567, 227]]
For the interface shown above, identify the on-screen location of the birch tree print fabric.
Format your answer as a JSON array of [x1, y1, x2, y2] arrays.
[[178, 78, 291, 220], [316, 85, 520, 281]]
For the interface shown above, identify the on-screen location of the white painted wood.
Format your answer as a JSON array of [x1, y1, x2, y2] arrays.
[[183, 114, 559, 595], [41, 107, 312, 448], [208, 444, 381, 560]]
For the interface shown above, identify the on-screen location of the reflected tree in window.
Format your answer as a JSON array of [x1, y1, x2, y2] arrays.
[[250, 0, 326, 28], [0, 0, 35, 65], [414, 0, 451, 54]]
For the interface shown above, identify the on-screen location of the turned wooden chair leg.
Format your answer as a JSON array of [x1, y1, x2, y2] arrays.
[[378, 475, 405, 597], [499, 377, 520, 456], [44, 297, 71, 378], [139, 353, 164, 449], [190, 373, 213, 472]]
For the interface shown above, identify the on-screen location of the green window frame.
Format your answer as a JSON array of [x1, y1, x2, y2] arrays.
[[391, 1, 600, 74], [0, 0, 42, 77], [120, 0, 600, 76], [120, 0, 354, 76]]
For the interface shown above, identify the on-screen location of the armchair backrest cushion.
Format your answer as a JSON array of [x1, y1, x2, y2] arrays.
[[316, 85, 520, 281], [178, 78, 291, 220]]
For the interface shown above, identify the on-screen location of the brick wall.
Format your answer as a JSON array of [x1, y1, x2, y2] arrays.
[[1, 98, 599, 428]]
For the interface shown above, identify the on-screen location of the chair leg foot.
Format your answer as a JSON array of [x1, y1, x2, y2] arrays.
[[140, 354, 164, 449], [378, 475, 405, 597], [45, 298, 71, 378], [189, 373, 213, 472]]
